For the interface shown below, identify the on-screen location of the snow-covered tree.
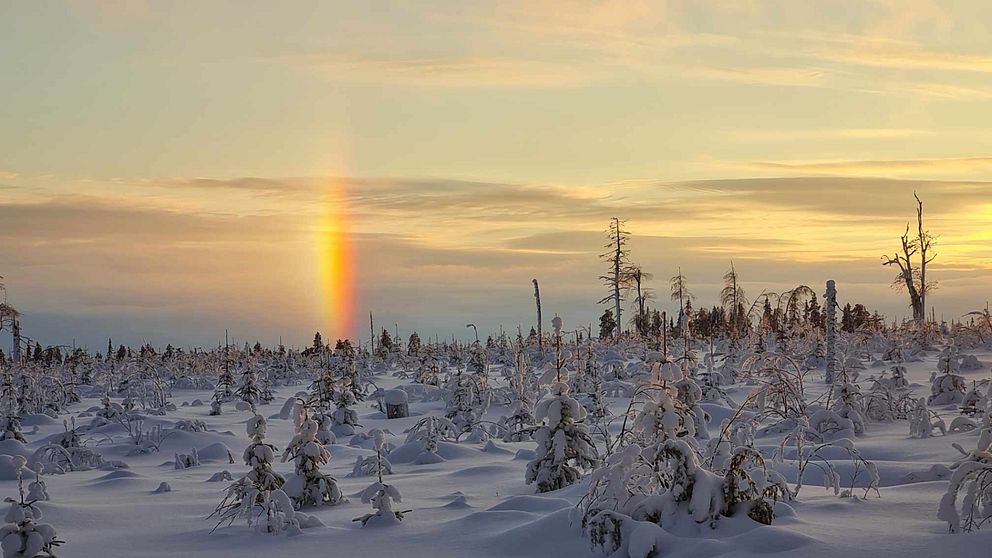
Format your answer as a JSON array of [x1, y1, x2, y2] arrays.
[[0, 457, 61, 557], [329, 384, 360, 437], [281, 403, 344, 508], [210, 415, 313, 535], [526, 382, 600, 493], [938, 428, 992, 532], [403, 416, 458, 464], [353, 429, 406, 527]]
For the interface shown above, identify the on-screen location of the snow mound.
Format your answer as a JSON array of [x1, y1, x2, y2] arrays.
[[194, 442, 233, 462], [389, 441, 477, 464], [488, 495, 571, 514], [0, 455, 24, 480], [22, 414, 59, 427], [0, 439, 33, 459], [481, 441, 513, 455]]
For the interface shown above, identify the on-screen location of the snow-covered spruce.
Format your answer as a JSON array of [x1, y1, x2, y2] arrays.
[[210, 415, 321, 534], [353, 430, 407, 527], [525, 382, 600, 493], [0, 457, 62, 558], [329, 384, 360, 437], [281, 403, 345, 508]]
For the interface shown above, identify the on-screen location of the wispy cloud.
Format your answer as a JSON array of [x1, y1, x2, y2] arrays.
[[728, 156, 992, 176], [267, 53, 590, 88]]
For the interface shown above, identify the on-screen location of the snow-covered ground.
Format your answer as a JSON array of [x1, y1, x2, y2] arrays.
[[5, 350, 992, 557]]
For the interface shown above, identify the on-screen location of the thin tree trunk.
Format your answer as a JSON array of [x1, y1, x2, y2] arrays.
[[533, 279, 543, 349], [614, 220, 622, 331]]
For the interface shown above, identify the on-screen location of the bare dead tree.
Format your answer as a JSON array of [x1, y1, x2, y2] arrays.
[[915, 192, 937, 316], [882, 192, 936, 321], [532, 279, 543, 348], [598, 218, 634, 332], [0, 276, 22, 362]]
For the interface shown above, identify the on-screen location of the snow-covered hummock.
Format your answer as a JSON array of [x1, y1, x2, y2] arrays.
[[525, 382, 599, 493]]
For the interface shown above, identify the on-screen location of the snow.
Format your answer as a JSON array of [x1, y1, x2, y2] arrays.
[[0, 344, 990, 557]]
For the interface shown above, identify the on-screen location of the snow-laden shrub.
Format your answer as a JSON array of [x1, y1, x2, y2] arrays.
[[865, 367, 913, 422], [909, 398, 946, 438], [525, 382, 599, 493], [173, 419, 208, 433], [831, 383, 867, 436], [174, 448, 200, 470], [930, 345, 967, 406], [579, 439, 789, 558], [938, 428, 992, 532], [0, 416, 25, 444], [773, 417, 879, 498], [403, 416, 458, 464]]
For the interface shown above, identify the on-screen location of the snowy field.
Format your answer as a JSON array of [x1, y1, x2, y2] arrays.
[[3, 341, 991, 558]]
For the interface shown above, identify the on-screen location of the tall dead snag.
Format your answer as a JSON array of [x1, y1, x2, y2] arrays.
[[824, 280, 837, 384], [882, 192, 937, 321], [598, 218, 633, 334], [629, 266, 653, 337], [0, 277, 21, 362], [532, 279, 543, 349]]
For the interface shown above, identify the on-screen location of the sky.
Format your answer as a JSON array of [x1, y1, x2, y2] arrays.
[[2, 1, 992, 351]]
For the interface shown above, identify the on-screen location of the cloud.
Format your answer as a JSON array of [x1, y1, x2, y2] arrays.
[[0, 170, 17, 180], [726, 156, 992, 176], [726, 128, 932, 142], [7, 173, 992, 348], [267, 53, 589, 88]]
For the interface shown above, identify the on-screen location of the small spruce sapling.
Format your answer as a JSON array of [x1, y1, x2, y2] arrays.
[[0, 456, 62, 557], [353, 430, 408, 527], [526, 382, 600, 493], [281, 402, 345, 508]]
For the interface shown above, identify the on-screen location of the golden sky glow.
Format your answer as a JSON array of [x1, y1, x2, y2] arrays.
[[1, 1, 992, 347]]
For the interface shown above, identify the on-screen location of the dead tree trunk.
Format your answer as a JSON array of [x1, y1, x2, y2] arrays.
[[915, 192, 935, 321], [532, 279, 543, 349], [824, 280, 837, 384], [883, 193, 935, 322]]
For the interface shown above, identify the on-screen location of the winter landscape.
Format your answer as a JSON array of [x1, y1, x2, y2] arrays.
[[4, 2, 992, 557]]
